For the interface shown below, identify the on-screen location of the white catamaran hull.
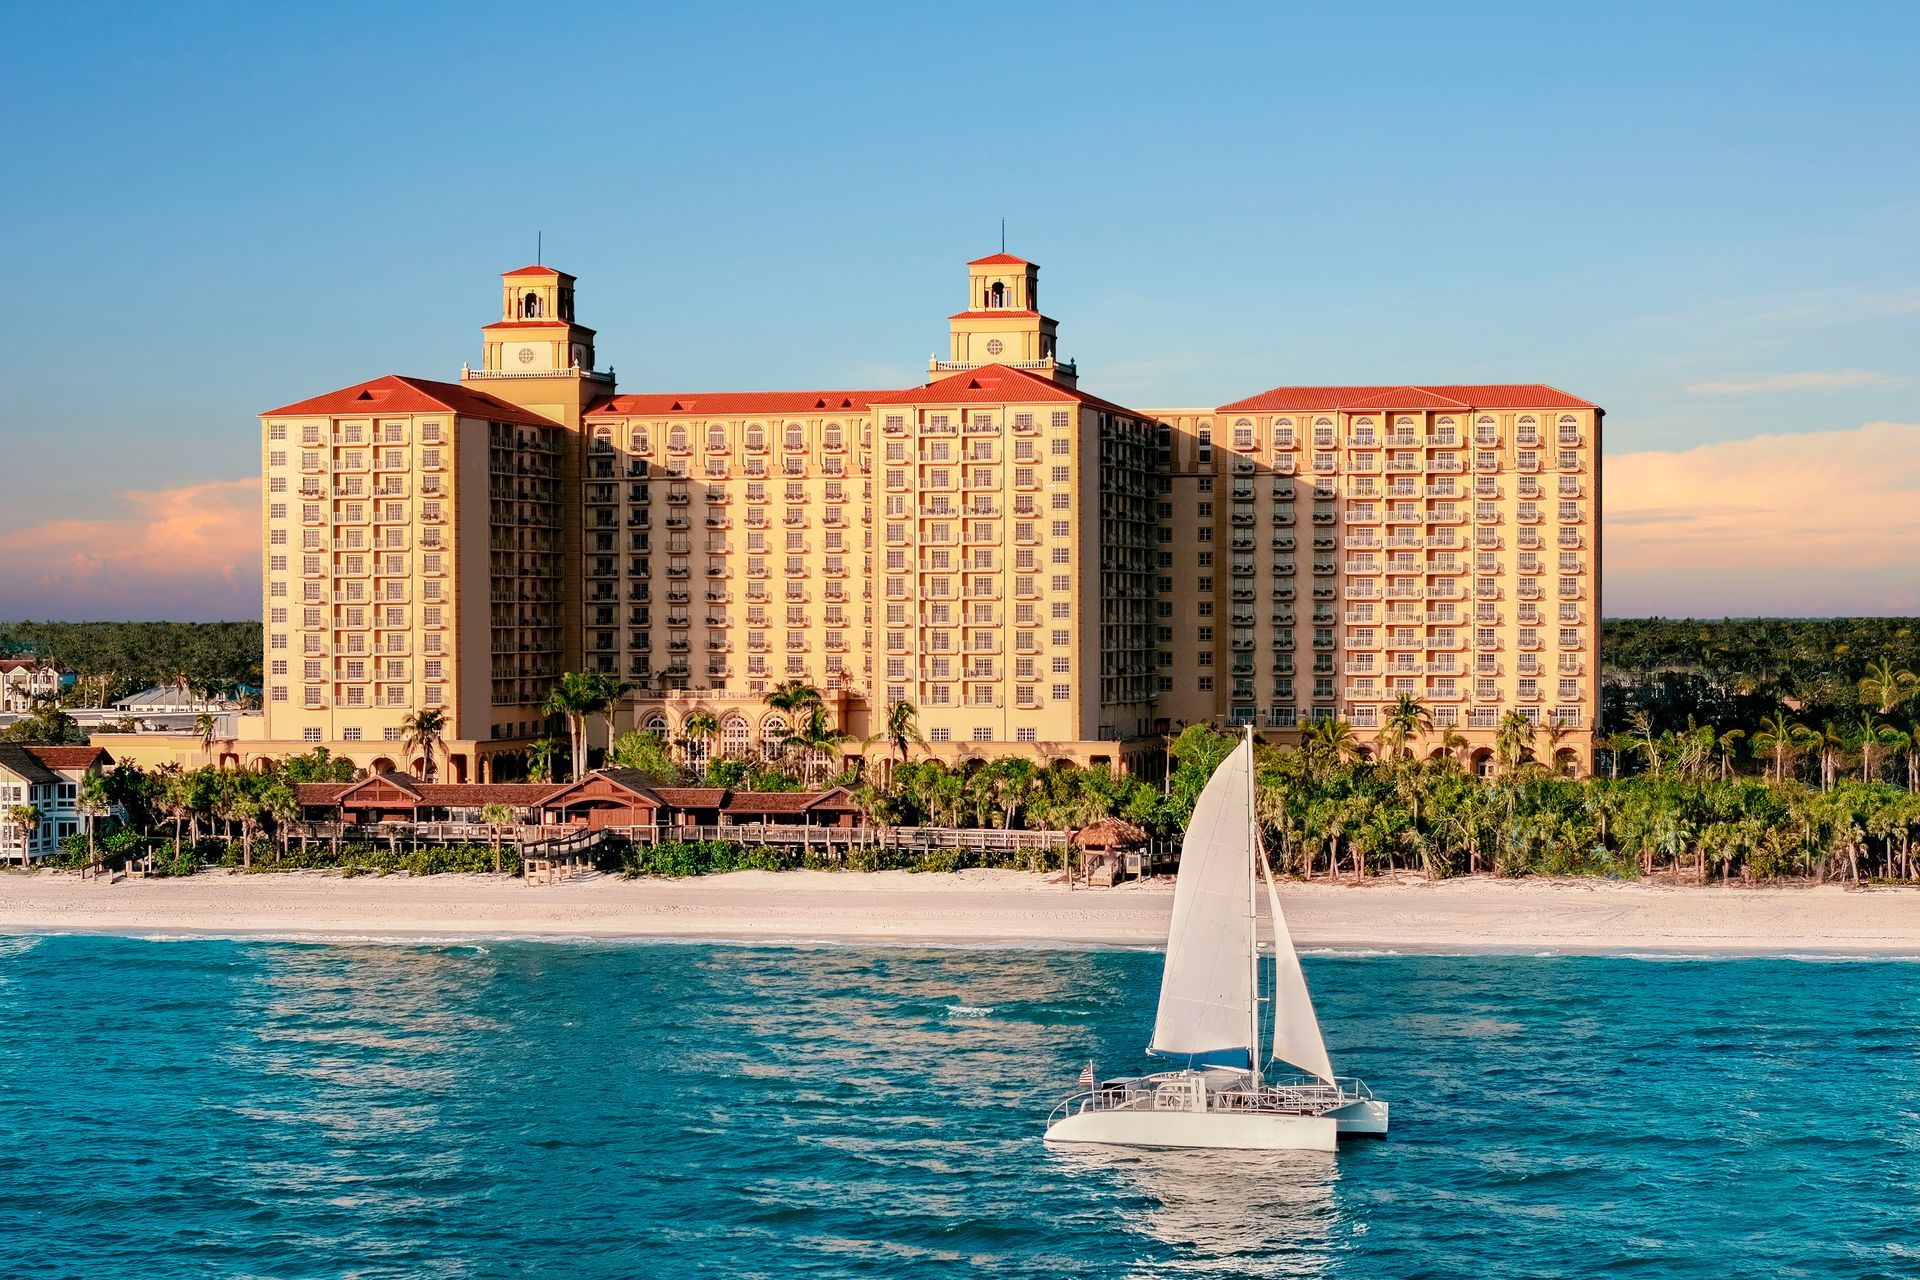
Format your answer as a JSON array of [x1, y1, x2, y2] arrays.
[[1328, 1098, 1390, 1136], [1045, 1108, 1338, 1152]]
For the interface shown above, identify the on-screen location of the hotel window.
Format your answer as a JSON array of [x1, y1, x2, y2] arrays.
[[1050, 411, 1070, 429]]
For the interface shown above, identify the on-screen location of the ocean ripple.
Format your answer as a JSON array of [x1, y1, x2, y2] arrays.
[[0, 939, 1913, 1277]]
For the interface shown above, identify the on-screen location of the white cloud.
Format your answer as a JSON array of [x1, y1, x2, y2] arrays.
[[1685, 369, 1897, 395]]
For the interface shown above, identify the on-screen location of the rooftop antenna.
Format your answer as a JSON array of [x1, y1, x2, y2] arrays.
[[1000, 218, 1005, 253], [537, 230, 542, 266]]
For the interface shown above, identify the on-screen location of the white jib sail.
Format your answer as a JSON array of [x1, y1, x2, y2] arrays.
[[1150, 738, 1257, 1066], [1260, 838, 1335, 1083]]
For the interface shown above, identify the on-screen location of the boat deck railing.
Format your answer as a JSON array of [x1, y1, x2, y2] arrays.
[[1048, 1074, 1374, 1125]]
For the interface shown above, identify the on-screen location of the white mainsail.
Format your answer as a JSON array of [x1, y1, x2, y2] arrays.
[[1149, 738, 1257, 1067], [1260, 841, 1335, 1083]]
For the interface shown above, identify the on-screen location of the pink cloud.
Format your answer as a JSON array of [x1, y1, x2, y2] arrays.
[[0, 478, 260, 621], [1603, 421, 1920, 616]]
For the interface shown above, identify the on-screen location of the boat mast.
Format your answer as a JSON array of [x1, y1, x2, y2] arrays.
[[1244, 726, 1261, 1092]]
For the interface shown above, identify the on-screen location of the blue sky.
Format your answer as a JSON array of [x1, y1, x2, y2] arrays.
[[2, 0, 1916, 619]]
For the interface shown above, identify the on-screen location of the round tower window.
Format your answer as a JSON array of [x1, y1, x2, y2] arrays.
[[986, 339, 1004, 356]]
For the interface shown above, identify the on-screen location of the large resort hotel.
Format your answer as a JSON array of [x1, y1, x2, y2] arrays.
[[110, 252, 1601, 782]]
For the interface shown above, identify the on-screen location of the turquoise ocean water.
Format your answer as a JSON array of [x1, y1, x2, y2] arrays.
[[1, 934, 1915, 1278]]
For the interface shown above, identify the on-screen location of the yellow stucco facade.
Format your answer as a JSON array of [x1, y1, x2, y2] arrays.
[[100, 252, 1599, 780]]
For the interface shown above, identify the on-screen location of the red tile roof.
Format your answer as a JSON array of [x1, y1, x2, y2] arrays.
[[479, 319, 595, 332], [502, 265, 572, 279], [1217, 384, 1596, 412], [870, 364, 1149, 420], [948, 309, 1042, 320], [587, 391, 889, 418], [969, 252, 1031, 266], [0, 659, 47, 672], [25, 746, 111, 770], [262, 375, 564, 428]]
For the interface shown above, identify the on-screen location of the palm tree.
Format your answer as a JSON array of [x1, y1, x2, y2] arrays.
[[261, 782, 299, 862], [766, 680, 824, 718], [884, 700, 925, 771], [525, 738, 558, 783], [1302, 717, 1362, 770], [1818, 720, 1846, 791], [195, 712, 219, 765], [1438, 725, 1469, 772], [1495, 711, 1536, 773], [1541, 716, 1571, 774], [681, 711, 720, 775], [1382, 694, 1432, 760], [545, 672, 601, 782], [1852, 712, 1891, 784], [479, 802, 515, 874], [77, 771, 109, 868], [1716, 728, 1746, 781], [400, 707, 449, 783], [1858, 658, 1919, 715], [785, 704, 850, 787], [1754, 712, 1808, 783], [7, 803, 41, 867], [587, 673, 632, 761], [230, 793, 262, 870]]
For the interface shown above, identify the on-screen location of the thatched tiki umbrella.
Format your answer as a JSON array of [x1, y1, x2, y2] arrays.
[[1071, 818, 1150, 887]]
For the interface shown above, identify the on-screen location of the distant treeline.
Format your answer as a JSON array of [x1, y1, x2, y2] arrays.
[[1602, 616, 1919, 737], [0, 621, 261, 706]]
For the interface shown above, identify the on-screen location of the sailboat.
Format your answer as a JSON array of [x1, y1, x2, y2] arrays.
[[1044, 731, 1388, 1151]]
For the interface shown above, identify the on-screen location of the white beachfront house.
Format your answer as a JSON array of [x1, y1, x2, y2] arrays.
[[0, 660, 62, 714], [0, 745, 116, 864]]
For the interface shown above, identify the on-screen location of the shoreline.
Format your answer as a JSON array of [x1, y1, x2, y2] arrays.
[[2, 870, 1918, 956]]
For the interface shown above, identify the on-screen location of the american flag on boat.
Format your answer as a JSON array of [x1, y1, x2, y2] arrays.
[[1077, 1061, 1095, 1090]]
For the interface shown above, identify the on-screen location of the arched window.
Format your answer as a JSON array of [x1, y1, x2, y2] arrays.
[[745, 424, 764, 451], [988, 280, 1007, 308], [707, 425, 726, 451], [641, 713, 667, 736], [721, 714, 750, 758], [631, 427, 649, 452], [522, 291, 542, 319], [760, 714, 789, 761], [784, 425, 804, 450], [668, 425, 688, 452]]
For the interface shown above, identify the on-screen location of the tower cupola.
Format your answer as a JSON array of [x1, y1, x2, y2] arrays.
[[932, 251, 1075, 385]]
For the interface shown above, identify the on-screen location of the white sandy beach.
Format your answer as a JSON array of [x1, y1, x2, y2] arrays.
[[0, 869, 1916, 953]]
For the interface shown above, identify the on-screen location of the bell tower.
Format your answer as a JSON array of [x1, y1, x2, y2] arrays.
[[461, 262, 617, 696], [478, 265, 597, 376], [933, 251, 1075, 386]]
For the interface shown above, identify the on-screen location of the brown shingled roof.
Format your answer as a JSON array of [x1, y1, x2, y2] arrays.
[[651, 787, 728, 808], [25, 746, 112, 770]]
